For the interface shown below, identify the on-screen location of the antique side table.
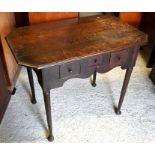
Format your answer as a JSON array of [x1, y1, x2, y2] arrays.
[[6, 15, 148, 141]]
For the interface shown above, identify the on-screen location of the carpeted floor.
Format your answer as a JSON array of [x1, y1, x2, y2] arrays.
[[0, 53, 155, 143]]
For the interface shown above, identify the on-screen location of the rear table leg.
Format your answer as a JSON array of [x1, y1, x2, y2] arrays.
[[27, 67, 37, 104], [91, 70, 97, 87]]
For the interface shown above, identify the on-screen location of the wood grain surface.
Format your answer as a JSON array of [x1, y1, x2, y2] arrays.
[[6, 15, 148, 69]]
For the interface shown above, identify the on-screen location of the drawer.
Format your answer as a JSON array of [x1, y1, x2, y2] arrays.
[[110, 51, 127, 67], [88, 53, 110, 67], [60, 61, 80, 79]]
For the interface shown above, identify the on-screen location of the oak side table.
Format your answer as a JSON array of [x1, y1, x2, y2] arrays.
[[6, 15, 148, 142]]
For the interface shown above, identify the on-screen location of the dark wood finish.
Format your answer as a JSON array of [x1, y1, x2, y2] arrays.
[[0, 42, 11, 123], [115, 68, 133, 114], [6, 15, 148, 141], [147, 44, 155, 68], [60, 61, 80, 79], [6, 15, 147, 69], [43, 90, 54, 142], [28, 12, 79, 25], [110, 51, 127, 67], [27, 67, 37, 104], [140, 13, 155, 68], [115, 46, 139, 114], [14, 12, 29, 27], [140, 13, 155, 42], [91, 70, 97, 87]]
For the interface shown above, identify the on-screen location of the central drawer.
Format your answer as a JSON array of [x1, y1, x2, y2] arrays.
[[88, 53, 110, 67], [59, 53, 110, 79], [60, 61, 81, 79]]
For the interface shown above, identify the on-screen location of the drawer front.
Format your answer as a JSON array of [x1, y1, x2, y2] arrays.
[[60, 61, 80, 79], [110, 51, 127, 67], [88, 53, 110, 67]]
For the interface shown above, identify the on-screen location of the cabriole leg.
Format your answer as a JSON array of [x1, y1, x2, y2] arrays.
[[27, 67, 37, 104], [115, 68, 133, 115]]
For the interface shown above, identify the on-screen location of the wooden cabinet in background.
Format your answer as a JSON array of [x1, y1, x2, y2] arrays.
[[0, 12, 20, 122], [28, 12, 79, 25], [119, 12, 142, 28], [140, 13, 155, 68], [0, 36, 11, 123], [0, 13, 20, 91]]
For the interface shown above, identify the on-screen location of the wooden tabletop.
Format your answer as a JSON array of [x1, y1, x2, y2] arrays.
[[6, 15, 148, 69]]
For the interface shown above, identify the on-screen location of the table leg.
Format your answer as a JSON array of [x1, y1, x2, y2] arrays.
[[91, 70, 97, 87], [147, 43, 155, 68], [115, 68, 133, 115], [43, 90, 54, 142], [27, 67, 37, 104]]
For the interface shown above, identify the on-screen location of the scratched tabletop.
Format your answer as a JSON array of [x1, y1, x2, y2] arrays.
[[6, 15, 148, 69]]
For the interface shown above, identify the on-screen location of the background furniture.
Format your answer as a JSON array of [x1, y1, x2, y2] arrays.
[[119, 12, 142, 28], [118, 13, 155, 68], [116, 12, 155, 85], [140, 13, 155, 68], [28, 12, 79, 24], [0, 40, 11, 123], [140, 13, 155, 84], [0, 13, 19, 91], [0, 13, 20, 122]]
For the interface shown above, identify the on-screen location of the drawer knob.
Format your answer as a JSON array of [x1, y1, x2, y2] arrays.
[[68, 68, 72, 73], [116, 56, 121, 61], [94, 59, 97, 63]]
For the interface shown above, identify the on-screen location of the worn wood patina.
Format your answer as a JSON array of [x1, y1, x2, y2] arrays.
[[6, 15, 148, 142], [6, 15, 147, 69]]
